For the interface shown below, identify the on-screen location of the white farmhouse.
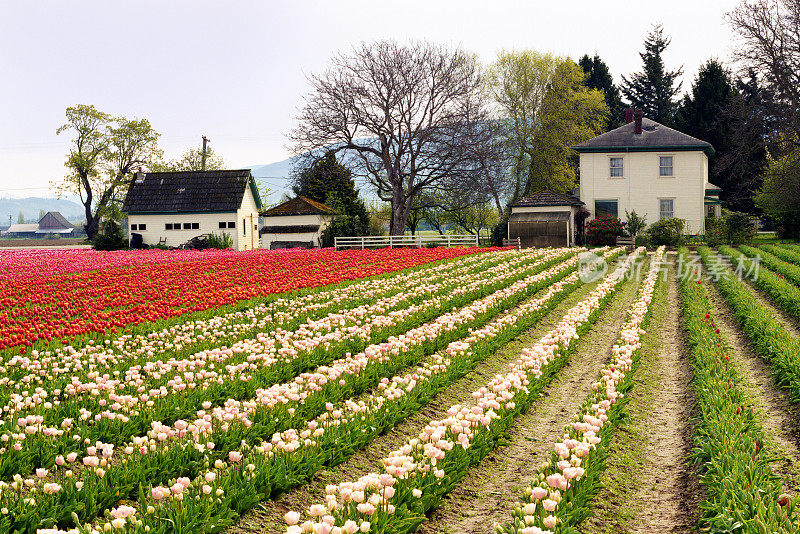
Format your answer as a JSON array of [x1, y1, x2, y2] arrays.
[[260, 196, 336, 249], [573, 110, 721, 235], [121, 169, 263, 251]]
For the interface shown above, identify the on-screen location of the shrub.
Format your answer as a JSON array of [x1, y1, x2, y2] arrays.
[[208, 232, 233, 249], [724, 211, 756, 245], [645, 218, 685, 247], [624, 209, 647, 237], [92, 220, 127, 251], [586, 215, 625, 246], [704, 211, 755, 247], [490, 215, 509, 247]]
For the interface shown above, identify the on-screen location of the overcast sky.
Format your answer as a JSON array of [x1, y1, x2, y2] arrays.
[[0, 0, 741, 198]]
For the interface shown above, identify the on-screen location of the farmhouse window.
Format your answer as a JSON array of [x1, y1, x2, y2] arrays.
[[219, 222, 226, 229], [609, 157, 623, 178], [243, 219, 246, 236], [595, 200, 618, 218], [165, 223, 173, 230], [659, 156, 674, 177], [227, 222, 235, 229], [191, 223, 199, 230], [130, 224, 137, 231], [139, 223, 146, 231], [659, 199, 674, 220], [183, 223, 192, 229]]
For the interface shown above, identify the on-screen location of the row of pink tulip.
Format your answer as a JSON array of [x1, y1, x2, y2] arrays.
[[497, 246, 665, 533], [54, 249, 620, 534]]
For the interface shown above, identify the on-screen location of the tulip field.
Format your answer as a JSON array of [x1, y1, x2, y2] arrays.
[[6, 243, 800, 534]]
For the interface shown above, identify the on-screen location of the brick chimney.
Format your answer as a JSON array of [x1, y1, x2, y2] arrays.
[[625, 108, 634, 124], [633, 109, 643, 134]]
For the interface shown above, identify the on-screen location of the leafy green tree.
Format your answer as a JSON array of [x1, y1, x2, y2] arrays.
[[486, 52, 607, 199], [54, 105, 161, 239], [579, 54, 625, 128], [153, 146, 225, 172], [621, 24, 683, 125], [756, 144, 800, 238]]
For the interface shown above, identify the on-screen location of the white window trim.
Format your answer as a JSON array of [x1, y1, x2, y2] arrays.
[[609, 156, 624, 179], [658, 198, 675, 220], [658, 154, 675, 178]]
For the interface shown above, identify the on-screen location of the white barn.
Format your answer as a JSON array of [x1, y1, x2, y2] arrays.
[[573, 110, 720, 235], [260, 196, 336, 249], [122, 169, 263, 251]]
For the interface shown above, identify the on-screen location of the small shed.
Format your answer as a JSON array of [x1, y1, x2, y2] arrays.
[[507, 190, 584, 248], [260, 196, 336, 249]]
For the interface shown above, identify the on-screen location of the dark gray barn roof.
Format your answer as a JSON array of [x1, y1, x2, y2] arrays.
[[122, 170, 262, 214], [509, 190, 584, 208], [572, 118, 714, 156]]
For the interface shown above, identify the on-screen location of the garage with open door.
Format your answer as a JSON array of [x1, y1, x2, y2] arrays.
[[507, 190, 584, 248]]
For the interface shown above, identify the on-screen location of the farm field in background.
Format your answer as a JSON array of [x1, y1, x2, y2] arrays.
[[3, 244, 800, 534]]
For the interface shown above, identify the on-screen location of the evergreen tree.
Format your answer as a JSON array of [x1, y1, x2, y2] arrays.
[[17, 211, 24, 224], [293, 151, 358, 205], [293, 151, 370, 244], [579, 54, 624, 128], [716, 70, 769, 213], [675, 59, 734, 158], [620, 24, 683, 125]]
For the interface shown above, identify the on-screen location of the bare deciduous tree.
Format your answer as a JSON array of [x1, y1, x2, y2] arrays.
[[728, 0, 800, 143], [289, 40, 495, 235]]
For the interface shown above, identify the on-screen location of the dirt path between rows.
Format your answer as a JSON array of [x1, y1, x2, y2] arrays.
[[583, 255, 699, 534], [705, 266, 800, 492], [416, 267, 643, 534], [231, 265, 638, 533], [718, 252, 800, 340]]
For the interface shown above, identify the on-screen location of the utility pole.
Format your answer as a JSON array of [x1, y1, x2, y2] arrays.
[[201, 135, 210, 171]]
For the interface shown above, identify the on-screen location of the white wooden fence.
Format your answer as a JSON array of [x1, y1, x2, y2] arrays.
[[334, 234, 479, 250]]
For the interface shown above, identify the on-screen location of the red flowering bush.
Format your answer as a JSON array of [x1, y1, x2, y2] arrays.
[[586, 215, 625, 246]]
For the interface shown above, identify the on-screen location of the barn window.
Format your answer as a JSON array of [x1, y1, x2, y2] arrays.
[[595, 200, 618, 219], [659, 199, 674, 220], [139, 223, 146, 231], [609, 157, 623, 178], [659, 156, 674, 177], [130, 224, 137, 231]]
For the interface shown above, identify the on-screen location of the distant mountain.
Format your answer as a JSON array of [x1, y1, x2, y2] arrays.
[[248, 157, 299, 206], [0, 197, 85, 226]]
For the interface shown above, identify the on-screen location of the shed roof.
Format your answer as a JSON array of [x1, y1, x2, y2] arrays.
[[572, 118, 715, 156], [4, 223, 39, 233], [509, 211, 571, 222], [262, 196, 337, 217], [122, 170, 262, 214], [509, 190, 584, 208]]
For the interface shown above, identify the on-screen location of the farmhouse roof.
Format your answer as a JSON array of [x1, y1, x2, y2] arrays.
[[509, 190, 585, 208], [262, 196, 337, 217], [122, 170, 263, 214], [572, 118, 715, 156]]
